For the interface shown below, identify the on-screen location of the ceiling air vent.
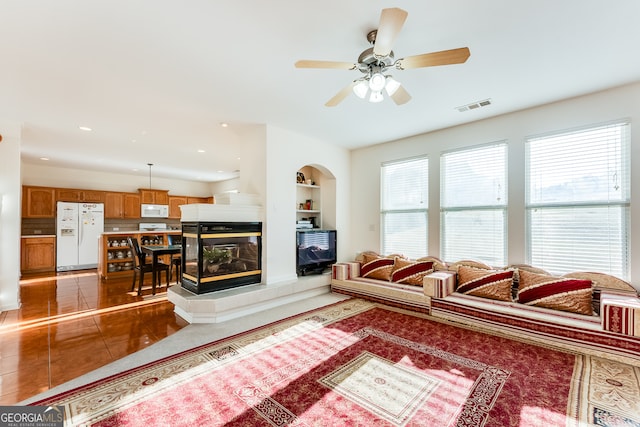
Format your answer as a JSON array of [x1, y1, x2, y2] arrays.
[[456, 99, 492, 112]]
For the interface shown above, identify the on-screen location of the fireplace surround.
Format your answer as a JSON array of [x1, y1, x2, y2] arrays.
[[181, 221, 262, 294]]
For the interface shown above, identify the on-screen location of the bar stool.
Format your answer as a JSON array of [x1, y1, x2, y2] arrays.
[[167, 234, 182, 284]]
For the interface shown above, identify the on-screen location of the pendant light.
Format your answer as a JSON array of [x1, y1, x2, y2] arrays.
[[147, 163, 153, 189]]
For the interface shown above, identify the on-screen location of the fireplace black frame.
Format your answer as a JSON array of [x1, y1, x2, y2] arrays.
[[181, 221, 262, 294]]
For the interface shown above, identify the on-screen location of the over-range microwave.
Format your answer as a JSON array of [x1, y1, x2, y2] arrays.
[[140, 204, 169, 218]]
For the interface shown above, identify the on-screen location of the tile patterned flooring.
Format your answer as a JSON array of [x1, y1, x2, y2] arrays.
[[0, 270, 188, 405]]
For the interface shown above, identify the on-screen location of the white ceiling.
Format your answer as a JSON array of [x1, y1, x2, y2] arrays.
[[2, 1, 640, 182]]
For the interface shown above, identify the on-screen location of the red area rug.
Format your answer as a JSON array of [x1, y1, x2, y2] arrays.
[[32, 299, 640, 426]]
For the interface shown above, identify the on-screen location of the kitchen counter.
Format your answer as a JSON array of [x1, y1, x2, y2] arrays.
[[101, 230, 180, 236], [22, 234, 56, 238], [99, 230, 180, 279]]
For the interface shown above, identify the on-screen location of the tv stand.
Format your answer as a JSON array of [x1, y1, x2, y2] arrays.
[[297, 265, 329, 276]]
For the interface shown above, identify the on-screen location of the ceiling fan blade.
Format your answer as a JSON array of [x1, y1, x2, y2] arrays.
[[295, 60, 357, 70], [373, 8, 408, 57], [325, 82, 356, 107], [390, 85, 411, 105], [396, 47, 470, 70]]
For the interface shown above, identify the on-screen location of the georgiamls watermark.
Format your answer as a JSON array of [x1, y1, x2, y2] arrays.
[[0, 406, 64, 427]]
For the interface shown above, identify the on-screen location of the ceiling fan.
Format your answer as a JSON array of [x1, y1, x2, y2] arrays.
[[295, 7, 470, 107]]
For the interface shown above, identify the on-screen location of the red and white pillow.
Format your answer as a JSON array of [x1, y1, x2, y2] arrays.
[[360, 254, 434, 285], [517, 269, 593, 315], [390, 258, 434, 286], [360, 254, 395, 281], [457, 265, 514, 302]]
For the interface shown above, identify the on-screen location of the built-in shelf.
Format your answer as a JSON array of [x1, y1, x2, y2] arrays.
[[296, 167, 323, 229]]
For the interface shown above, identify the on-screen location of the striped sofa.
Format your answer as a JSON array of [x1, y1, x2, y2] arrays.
[[331, 256, 640, 365]]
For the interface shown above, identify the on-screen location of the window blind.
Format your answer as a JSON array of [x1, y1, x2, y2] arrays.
[[526, 120, 630, 278], [381, 157, 428, 259], [441, 142, 507, 265]]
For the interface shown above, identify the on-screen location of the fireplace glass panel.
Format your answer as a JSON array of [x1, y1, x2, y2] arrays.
[[181, 222, 262, 294]]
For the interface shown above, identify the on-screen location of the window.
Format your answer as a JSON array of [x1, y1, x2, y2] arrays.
[[441, 142, 507, 265], [381, 157, 428, 258], [526, 120, 630, 278]]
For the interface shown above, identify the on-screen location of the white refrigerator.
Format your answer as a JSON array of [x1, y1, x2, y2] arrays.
[[56, 202, 105, 271]]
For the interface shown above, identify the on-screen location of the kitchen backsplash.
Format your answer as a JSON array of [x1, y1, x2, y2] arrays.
[[22, 218, 181, 235], [22, 218, 56, 236]]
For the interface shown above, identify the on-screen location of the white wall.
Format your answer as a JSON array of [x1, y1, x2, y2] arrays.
[[0, 123, 22, 310], [210, 177, 240, 195], [265, 125, 351, 284], [22, 163, 213, 196], [350, 82, 640, 289]]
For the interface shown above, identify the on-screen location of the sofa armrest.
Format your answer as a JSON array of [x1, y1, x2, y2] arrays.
[[423, 271, 456, 298], [601, 292, 640, 336], [332, 262, 361, 281]]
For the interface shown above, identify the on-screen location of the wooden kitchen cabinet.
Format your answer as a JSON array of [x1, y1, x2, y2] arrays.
[[139, 189, 169, 205], [82, 190, 105, 202], [55, 188, 105, 203], [187, 196, 212, 204], [55, 188, 83, 201], [21, 236, 56, 273], [123, 193, 141, 218], [104, 192, 124, 218], [22, 186, 56, 218], [168, 196, 188, 219], [169, 196, 212, 219], [105, 192, 140, 219]]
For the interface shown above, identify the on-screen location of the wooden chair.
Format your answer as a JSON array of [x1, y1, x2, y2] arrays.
[[167, 234, 182, 284], [128, 236, 170, 296]]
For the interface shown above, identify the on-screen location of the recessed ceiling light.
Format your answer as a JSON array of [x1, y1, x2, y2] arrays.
[[132, 168, 139, 172], [217, 170, 224, 173], [220, 122, 228, 128], [132, 139, 137, 143], [237, 157, 241, 160], [79, 126, 92, 131], [197, 149, 205, 153], [40, 157, 49, 161]]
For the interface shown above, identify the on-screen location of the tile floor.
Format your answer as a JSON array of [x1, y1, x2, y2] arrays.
[[0, 270, 188, 405]]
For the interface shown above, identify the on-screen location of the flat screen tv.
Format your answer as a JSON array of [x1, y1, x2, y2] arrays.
[[296, 229, 337, 275]]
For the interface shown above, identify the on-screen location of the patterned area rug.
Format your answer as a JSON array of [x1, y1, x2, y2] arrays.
[[32, 299, 640, 426]]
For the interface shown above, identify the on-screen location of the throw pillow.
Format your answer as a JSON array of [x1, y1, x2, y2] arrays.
[[360, 255, 395, 281], [517, 269, 593, 315], [390, 258, 434, 286], [415, 256, 448, 271], [457, 265, 514, 302]]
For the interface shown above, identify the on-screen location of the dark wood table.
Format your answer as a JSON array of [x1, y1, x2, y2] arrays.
[[141, 245, 181, 288]]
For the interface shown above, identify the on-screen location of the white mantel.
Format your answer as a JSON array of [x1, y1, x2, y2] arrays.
[[180, 193, 263, 222]]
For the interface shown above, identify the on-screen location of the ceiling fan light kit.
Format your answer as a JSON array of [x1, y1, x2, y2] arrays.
[[352, 80, 368, 99], [295, 7, 470, 107], [384, 76, 401, 96], [368, 72, 386, 92], [369, 91, 384, 103]]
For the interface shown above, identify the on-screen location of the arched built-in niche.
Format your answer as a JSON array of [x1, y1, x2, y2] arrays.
[[295, 164, 336, 230]]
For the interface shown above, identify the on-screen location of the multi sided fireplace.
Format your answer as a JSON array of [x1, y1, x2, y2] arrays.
[[181, 221, 262, 294]]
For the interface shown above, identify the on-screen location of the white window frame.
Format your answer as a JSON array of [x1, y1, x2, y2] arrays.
[[380, 156, 428, 259], [440, 141, 508, 266], [525, 119, 630, 278]]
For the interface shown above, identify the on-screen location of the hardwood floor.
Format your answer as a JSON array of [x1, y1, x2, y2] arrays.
[[0, 269, 188, 405]]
